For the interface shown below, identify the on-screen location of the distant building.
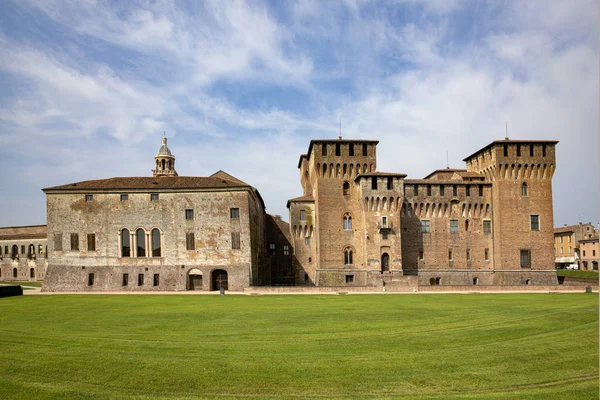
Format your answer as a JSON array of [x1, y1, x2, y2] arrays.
[[554, 223, 596, 268], [579, 236, 599, 270], [0, 225, 48, 281]]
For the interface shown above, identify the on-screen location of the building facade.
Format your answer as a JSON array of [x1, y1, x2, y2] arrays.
[[554, 223, 596, 269], [579, 236, 599, 270], [288, 138, 559, 287], [42, 138, 271, 291], [0, 225, 48, 282]]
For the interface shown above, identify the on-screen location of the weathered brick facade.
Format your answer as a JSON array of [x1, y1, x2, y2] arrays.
[[0, 225, 48, 282], [287, 138, 559, 288]]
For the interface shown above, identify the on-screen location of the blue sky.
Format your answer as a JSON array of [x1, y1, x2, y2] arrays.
[[0, 0, 597, 227]]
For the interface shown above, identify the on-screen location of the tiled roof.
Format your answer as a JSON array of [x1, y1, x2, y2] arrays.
[[43, 176, 249, 192], [554, 225, 586, 234], [287, 194, 314, 202]]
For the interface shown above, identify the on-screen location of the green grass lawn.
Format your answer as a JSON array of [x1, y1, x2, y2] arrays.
[[0, 281, 43, 287], [0, 294, 597, 400], [556, 270, 599, 279]]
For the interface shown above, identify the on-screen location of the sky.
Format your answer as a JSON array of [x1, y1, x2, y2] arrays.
[[0, 0, 597, 228]]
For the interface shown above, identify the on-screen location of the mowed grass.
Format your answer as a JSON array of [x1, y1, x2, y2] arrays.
[[0, 294, 597, 400], [0, 281, 43, 287], [556, 269, 599, 279]]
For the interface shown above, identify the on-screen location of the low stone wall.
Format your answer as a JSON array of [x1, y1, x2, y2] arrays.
[[418, 284, 594, 292], [559, 276, 599, 286]]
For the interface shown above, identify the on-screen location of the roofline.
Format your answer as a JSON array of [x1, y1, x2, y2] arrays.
[[0, 224, 47, 230], [422, 169, 467, 179], [301, 139, 380, 169], [43, 186, 252, 195], [462, 140, 559, 162], [297, 154, 308, 169], [354, 173, 407, 182], [404, 179, 492, 185]]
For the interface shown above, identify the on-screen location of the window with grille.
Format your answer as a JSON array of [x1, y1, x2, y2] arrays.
[[150, 193, 159, 201], [450, 220, 458, 233], [530, 215, 540, 231], [421, 220, 430, 233], [283, 245, 290, 256], [520, 249, 531, 268], [120, 194, 128, 201], [230, 208, 239, 219], [185, 209, 194, 220], [483, 220, 492, 233]]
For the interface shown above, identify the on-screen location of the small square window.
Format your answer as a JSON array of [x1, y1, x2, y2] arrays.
[[450, 220, 458, 233], [120, 194, 128, 201], [230, 208, 240, 219], [530, 215, 540, 231], [283, 245, 290, 256], [150, 193, 159, 201], [85, 194, 93, 202], [421, 220, 430, 233], [345, 275, 354, 283], [483, 220, 492, 233], [185, 209, 194, 220]]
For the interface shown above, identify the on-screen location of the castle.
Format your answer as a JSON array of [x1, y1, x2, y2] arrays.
[[0, 136, 559, 291]]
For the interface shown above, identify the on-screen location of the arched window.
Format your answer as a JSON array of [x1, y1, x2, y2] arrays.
[[344, 248, 353, 265], [343, 181, 350, 195], [28, 244, 35, 259], [151, 228, 161, 257], [136, 229, 146, 257], [30, 268, 35, 278], [343, 213, 353, 230], [322, 164, 327, 177], [522, 183, 528, 197], [11, 245, 18, 260], [381, 253, 389, 272], [121, 229, 131, 257], [161, 159, 166, 170], [13, 268, 17, 278]]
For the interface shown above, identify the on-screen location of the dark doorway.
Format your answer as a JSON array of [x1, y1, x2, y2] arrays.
[[381, 253, 390, 272], [188, 268, 203, 290], [212, 269, 228, 291]]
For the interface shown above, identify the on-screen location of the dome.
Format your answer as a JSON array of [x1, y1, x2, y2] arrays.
[[157, 137, 172, 156]]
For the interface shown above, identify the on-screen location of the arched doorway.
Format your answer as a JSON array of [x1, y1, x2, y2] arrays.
[[188, 268, 203, 291], [381, 253, 389, 272], [212, 269, 228, 291]]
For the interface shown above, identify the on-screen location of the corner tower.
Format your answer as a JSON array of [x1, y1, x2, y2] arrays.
[[152, 136, 178, 177]]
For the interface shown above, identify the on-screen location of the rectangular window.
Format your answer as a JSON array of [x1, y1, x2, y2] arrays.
[[583, 250, 586, 257], [38, 244, 43, 254], [85, 194, 93, 202], [593, 250, 596, 257], [479, 185, 483, 196], [439, 185, 444, 196], [520, 249, 531, 268], [560, 236, 563, 243], [349, 143, 354, 156], [542, 144, 547, 157], [530, 215, 540, 231], [120, 194, 128, 201], [485, 248, 489, 261], [299, 210, 306, 220], [466, 185, 471, 196], [54, 233, 63, 251], [427, 185, 432, 196], [466, 249, 471, 261], [387, 177, 393, 190], [453, 185, 457, 196], [419, 249, 424, 260], [421, 220, 430, 233], [362, 143, 368, 156], [382, 231, 388, 240], [568, 236, 571, 242], [153, 274, 159, 287], [381, 216, 388, 227], [517, 144, 521, 156], [371, 177, 377, 190], [504, 144, 508, 157], [138, 274, 144, 286], [87, 233, 96, 251], [186, 233, 195, 250], [150, 193, 159, 201], [231, 232, 241, 250], [230, 208, 239, 219], [483, 220, 492, 233], [322, 143, 327, 156], [569, 246, 572, 253], [122, 273, 129, 286], [70, 233, 79, 251], [335, 143, 341, 156], [269, 243, 276, 255], [345, 275, 354, 283], [185, 209, 194, 220], [450, 220, 459, 233], [283, 245, 290, 256], [448, 249, 453, 261], [305, 237, 310, 246], [414, 185, 419, 196], [530, 145, 534, 156], [88, 273, 94, 286]]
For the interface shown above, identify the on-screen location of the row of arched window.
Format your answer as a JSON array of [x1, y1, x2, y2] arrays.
[[399, 202, 491, 219], [317, 162, 375, 179], [120, 228, 162, 258], [0, 244, 46, 260]]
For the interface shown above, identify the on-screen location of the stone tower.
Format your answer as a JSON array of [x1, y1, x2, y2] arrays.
[[152, 136, 178, 177]]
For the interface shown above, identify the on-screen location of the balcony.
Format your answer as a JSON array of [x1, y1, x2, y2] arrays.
[[377, 222, 394, 231]]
